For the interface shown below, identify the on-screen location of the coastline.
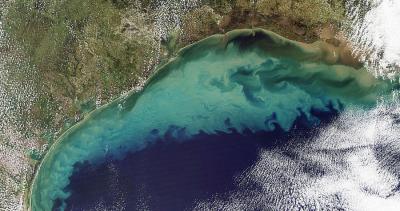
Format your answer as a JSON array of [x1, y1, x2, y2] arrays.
[[27, 28, 385, 211]]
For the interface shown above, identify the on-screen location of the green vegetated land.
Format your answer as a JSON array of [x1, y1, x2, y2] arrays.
[[3, 0, 346, 160]]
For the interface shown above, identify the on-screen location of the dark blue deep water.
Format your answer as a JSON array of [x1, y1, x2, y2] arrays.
[[34, 29, 391, 211], [55, 106, 339, 211]]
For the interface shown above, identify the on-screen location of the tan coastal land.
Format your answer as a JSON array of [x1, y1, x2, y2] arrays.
[[0, 0, 366, 209]]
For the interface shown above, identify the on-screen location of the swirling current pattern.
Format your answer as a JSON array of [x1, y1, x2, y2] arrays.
[[30, 29, 394, 211]]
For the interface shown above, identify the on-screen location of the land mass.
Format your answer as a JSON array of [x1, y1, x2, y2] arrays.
[[0, 0, 360, 209], [30, 28, 390, 211]]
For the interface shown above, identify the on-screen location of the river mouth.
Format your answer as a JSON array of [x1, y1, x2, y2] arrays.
[[30, 28, 394, 211]]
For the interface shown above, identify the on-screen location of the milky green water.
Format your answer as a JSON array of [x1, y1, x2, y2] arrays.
[[29, 29, 394, 211]]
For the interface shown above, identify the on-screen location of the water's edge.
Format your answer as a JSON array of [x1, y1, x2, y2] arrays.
[[26, 28, 385, 211]]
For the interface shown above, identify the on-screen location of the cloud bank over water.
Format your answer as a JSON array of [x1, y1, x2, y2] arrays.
[[195, 103, 400, 211], [30, 29, 393, 210]]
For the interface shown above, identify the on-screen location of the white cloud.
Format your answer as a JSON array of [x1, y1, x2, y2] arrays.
[[346, 0, 400, 77]]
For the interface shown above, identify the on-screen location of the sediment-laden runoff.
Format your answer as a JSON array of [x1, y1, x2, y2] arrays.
[[29, 29, 395, 211]]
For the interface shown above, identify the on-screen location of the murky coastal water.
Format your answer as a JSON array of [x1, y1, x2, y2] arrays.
[[30, 29, 396, 211]]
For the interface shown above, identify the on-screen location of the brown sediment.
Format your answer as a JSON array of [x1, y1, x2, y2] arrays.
[[180, 3, 360, 69], [317, 25, 363, 68], [338, 41, 363, 68], [29, 28, 379, 211], [308, 40, 362, 68], [210, 11, 362, 69], [230, 28, 360, 68]]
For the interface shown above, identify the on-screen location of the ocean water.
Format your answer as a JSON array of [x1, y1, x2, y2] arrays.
[[30, 29, 395, 211]]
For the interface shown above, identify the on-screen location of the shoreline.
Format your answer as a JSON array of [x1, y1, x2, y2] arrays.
[[26, 28, 376, 211]]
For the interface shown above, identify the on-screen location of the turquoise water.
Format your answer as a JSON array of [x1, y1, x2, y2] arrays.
[[30, 29, 394, 210]]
